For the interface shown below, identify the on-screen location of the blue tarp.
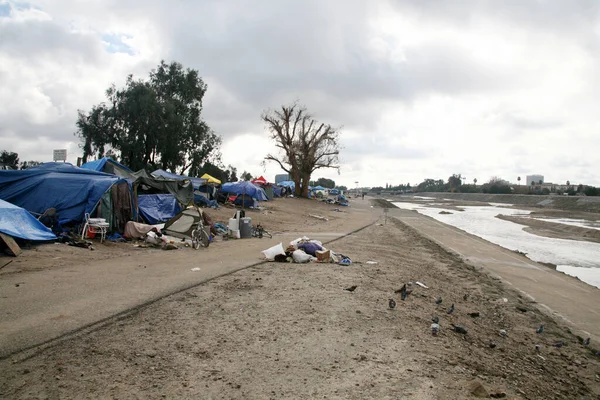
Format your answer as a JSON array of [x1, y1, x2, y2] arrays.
[[0, 199, 56, 241], [81, 157, 133, 173], [278, 181, 296, 191], [329, 189, 340, 195], [152, 169, 206, 189], [0, 163, 124, 225], [138, 194, 182, 225], [221, 181, 268, 201]]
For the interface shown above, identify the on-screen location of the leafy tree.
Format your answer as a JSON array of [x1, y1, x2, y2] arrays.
[[584, 186, 599, 196], [313, 177, 335, 188], [517, 176, 521, 185], [241, 171, 253, 181], [473, 178, 478, 185], [448, 174, 462, 192], [262, 103, 340, 197], [0, 150, 19, 169], [481, 177, 512, 194], [76, 61, 221, 174], [336, 185, 348, 191], [416, 178, 447, 192], [199, 162, 238, 183]]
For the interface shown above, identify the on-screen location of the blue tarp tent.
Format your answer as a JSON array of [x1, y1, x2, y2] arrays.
[[137, 194, 182, 225], [0, 163, 127, 226], [81, 157, 134, 178], [0, 199, 56, 241], [329, 189, 340, 195], [152, 169, 206, 189], [221, 181, 268, 201]]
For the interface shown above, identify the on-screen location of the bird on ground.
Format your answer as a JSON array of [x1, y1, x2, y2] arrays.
[[583, 337, 590, 346], [389, 299, 396, 309], [554, 341, 564, 348], [447, 304, 455, 314], [401, 289, 413, 301], [536, 325, 544, 334], [394, 284, 407, 294], [535, 344, 541, 352], [435, 296, 443, 305], [344, 285, 358, 292], [489, 341, 497, 349], [451, 324, 467, 334], [432, 316, 439, 324], [463, 294, 469, 301], [431, 323, 440, 335]]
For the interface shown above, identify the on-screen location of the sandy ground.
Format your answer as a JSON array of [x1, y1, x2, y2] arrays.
[[1, 198, 600, 399]]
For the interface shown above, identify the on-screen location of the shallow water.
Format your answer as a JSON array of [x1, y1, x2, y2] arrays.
[[391, 201, 600, 289]]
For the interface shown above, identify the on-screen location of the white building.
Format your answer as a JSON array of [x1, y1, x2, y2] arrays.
[[526, 174, 544, 185]]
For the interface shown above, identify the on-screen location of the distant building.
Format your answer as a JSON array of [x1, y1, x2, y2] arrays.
[[526, 174, 544, 185], [275, 173, 291, 184]]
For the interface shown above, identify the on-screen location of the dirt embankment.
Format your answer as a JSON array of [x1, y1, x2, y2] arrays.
[[1, 198, 599, 399], [497, 215, 600, 244], [397, 193, 600, 213]]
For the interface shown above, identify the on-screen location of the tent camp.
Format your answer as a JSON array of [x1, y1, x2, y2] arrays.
[[221, 181, 268, 207], [252, 176, 268, 185], [0, 163, 131, 232], [0, 199, 57, 241], [152, 169, 206, 189], [201, 173, 221, 184], [82, 158, 194, 224]]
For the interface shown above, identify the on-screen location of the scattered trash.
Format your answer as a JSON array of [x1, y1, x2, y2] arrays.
[[431, 323, 440, 335], [365, 261, 378, 265], [261, 243, 286, 260], [0, 260, 13, 270], [190, 268, 201, 271], [162, 243, 178, 251], [415, 281, 428, 289], [338, 257, 352, 266], [490, 392, 507, 398], [463, 293, 469, 301], [292, 249, 313, 263], [308, 214, 329, 221], [451, 324, 467, 334], [502, 298, 508, 303], [515, 306, 528, 313], [499, 329, 508, 337], [388, 299, 396, 309], [344, 285, 358, 292]]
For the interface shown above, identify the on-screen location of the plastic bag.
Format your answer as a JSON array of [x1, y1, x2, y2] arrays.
[[292, 249, 313, 263], [261, 242, 286, 260]]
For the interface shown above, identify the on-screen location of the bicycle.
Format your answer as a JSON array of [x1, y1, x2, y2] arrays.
[[191, 210, 211, 249], [251, 223, 272, 239]]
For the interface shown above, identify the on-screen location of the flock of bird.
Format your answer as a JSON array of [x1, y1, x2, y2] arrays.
[[343, 284, 593, 351]]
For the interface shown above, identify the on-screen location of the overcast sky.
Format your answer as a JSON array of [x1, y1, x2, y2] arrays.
[[1, 0, 599, 187]]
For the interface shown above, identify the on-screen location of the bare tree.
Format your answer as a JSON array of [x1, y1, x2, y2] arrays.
[[262, 103, 340, 197]]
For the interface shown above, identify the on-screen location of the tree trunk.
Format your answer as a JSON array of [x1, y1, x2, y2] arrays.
[[300, 172, 311, 198]]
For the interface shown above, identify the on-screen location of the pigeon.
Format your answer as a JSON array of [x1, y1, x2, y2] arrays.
[[536, 324, 544, 334], [463, 294, 469, 301], [394, 284, 407, 294], [401, 289, 413, 301], [389, 299, 396, 309], [435, 296, 443, 305], [535, 344, 541, 352], [447, 304, 455, 314], [489, 341, 497, 349], [583, 337, 590, 346], [451, 324, 467, 334], [431, 323, 440, 335], [344, 285, 358, 292], [432, 316, 439, 324], [554, 340, 564, 348]]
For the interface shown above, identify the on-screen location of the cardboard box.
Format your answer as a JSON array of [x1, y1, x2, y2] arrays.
[[316, 249, 330, 262]]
